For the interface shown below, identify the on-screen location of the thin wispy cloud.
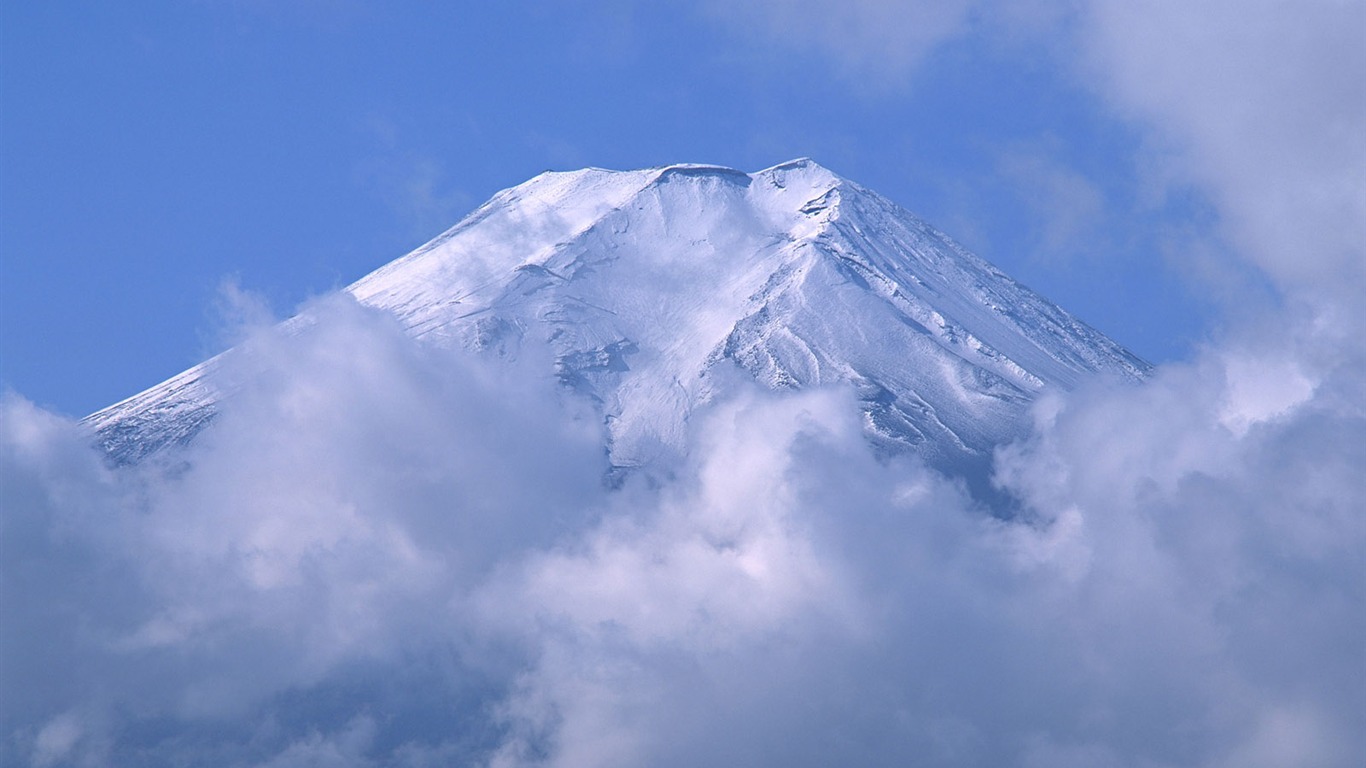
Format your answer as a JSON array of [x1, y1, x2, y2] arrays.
[[702, 0, 978, 84]]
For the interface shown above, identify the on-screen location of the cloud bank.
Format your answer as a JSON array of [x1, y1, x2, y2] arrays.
[[3, 285, 1363, 766]]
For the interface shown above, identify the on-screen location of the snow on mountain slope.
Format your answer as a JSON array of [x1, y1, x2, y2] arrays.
[[85, 159, 1148, 487]]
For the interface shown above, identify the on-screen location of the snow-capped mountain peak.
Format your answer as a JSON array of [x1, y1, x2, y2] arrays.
[[85, 159, 1147, 492]]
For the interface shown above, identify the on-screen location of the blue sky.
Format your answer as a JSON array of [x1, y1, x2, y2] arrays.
[[1, 1, 1222, 417]]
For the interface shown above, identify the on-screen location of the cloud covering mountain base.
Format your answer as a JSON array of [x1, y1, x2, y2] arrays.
[[3, 293, 1361, 767]]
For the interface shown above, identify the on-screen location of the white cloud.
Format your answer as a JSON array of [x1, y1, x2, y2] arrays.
[[356, 124, 476, 241], [4, 290, 1362, 764], [996, 143, 1110, 263], [31, 713, 82, 768], [700, 0, 979, 83], [1080, 0, 1366, 302], [709, 0, 1366, 305]]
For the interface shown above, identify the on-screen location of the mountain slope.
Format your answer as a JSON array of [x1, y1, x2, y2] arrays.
[[85, 159, 1148, 487]]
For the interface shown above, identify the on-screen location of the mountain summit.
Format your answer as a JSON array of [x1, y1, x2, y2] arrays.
[[86, 159, 1147, 491]]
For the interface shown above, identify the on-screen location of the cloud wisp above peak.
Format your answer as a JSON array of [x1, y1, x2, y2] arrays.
[[702, 0, 979, 84]]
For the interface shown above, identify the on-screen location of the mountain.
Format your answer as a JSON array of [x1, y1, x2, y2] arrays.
[[84, 159, 1148, 496]]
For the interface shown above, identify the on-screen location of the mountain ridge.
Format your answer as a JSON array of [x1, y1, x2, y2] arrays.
[[85, 159, 1148, 491]]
